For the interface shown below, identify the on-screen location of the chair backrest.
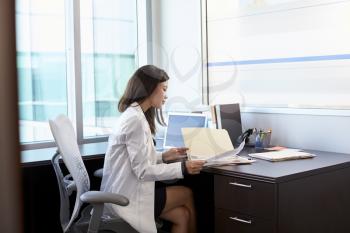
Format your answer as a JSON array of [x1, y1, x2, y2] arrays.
[[49, 115, 90, 232]]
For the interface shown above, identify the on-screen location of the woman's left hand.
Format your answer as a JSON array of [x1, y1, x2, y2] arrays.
[[162, 147, 188, 162]]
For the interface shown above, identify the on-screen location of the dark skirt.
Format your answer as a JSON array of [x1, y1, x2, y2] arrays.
[[154, 181, 167, 218]]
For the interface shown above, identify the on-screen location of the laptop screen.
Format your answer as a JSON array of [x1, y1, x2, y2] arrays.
[[163, 113, 207, 148]]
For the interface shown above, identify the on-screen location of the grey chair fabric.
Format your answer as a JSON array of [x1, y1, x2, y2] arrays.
[[49, 115, 138, 233]]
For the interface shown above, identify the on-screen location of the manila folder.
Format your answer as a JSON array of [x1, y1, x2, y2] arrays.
[[181, 128, 234, 160]]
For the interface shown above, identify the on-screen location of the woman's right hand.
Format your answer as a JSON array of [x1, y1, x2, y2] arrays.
[[185, 160, 206, 175]]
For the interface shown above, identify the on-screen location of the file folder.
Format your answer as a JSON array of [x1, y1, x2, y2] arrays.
[[181, 128, 254, 166]]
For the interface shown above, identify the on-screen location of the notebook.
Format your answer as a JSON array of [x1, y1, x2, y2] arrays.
[[248, 150, 315, 162]]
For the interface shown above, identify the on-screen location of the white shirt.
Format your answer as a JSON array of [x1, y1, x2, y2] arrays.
[[101, 103, 183, 233]]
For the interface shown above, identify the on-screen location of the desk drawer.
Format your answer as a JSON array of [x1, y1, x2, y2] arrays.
[[215, 208, 275, 233], [215, 175, 275, 218]]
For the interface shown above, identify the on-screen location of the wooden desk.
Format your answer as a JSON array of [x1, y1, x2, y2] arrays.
[[204, 148, 350, 233], [22, 144, 350, 233]]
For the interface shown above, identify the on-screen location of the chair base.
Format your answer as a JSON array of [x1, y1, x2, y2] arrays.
[[68, 204, 171, 233], [70, 205, 138, 233]]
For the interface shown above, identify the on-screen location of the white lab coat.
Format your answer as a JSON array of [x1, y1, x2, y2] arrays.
[[101, 103, 183, 233]]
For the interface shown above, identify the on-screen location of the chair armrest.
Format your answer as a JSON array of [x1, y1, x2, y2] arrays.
[[93, 168, 103, 178], [80, 191, 129, 206]]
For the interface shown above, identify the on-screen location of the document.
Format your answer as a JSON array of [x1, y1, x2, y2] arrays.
[[248, 150, 315, 162], [181, 128, 254, 166], [204, 155, 255, 167]]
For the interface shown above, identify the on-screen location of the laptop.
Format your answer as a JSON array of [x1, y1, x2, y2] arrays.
[[215, 103, 243, 147], [163, 112, 207, 149]]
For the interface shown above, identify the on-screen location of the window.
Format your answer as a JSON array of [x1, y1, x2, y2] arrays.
[[207, 0, 350, 110], [16, 0, 68, 143], [80, 0, 137, 138], [16, 0, 139, 147]]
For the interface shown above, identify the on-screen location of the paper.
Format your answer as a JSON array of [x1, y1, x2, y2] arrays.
[[205, 156, 255, 167], [181, 128, 252, 166], [249, 150, 315, 162], [182, 128, 233, 159]]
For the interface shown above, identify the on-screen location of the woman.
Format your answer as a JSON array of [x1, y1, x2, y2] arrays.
[[101, 65, 205, 233]]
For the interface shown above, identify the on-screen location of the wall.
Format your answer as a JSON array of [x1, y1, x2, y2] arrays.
[[0, 1, 23, 232], [151, 0, 203, 112], [151, 0, 350, 153], [242, 111, 350, 154], [206, 0, 350, 154]]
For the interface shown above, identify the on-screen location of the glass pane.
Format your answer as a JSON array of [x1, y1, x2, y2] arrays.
[[16, 0, 68, 143], [81, 0, 138, 138]]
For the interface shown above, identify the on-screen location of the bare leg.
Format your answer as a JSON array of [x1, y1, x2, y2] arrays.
[[159, 186, 197, 233], [159, 206, 189, 233]]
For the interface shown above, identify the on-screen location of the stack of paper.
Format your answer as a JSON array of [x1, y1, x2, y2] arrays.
[[205, 156, 254, 167], [181, 128, 254, 166], [248, 149, 315, 162]]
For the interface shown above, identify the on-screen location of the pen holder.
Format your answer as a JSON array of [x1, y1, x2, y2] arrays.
[[255, 130, 272, 148]]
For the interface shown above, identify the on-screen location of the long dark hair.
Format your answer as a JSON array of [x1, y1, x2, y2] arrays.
[[118, 65, 169, 134]]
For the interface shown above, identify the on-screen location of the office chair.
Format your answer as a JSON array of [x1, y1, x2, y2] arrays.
[[91, 168, 167, 231], [49, 115, 138, 233]]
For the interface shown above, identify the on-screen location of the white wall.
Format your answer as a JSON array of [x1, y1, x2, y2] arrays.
[[152, 0, 350, 153], [207, 0, 350, 153], [242, 111, 350, 154], [151, 0, 203, 112]]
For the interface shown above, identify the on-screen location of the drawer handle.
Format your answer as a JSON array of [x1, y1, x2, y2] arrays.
[[229, 182, 252, 188], [229, 216, 252, 224]]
